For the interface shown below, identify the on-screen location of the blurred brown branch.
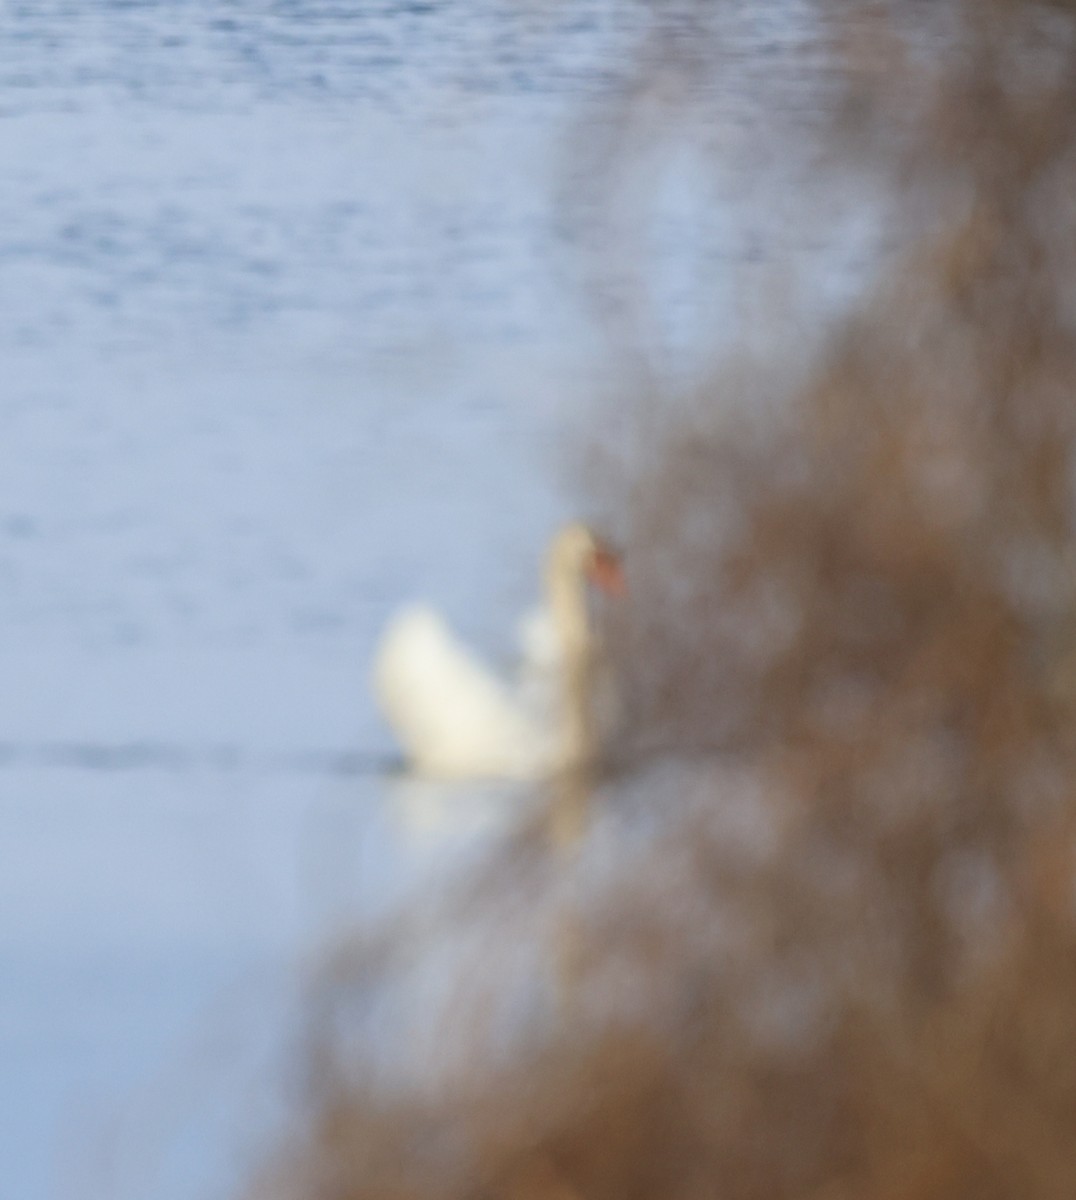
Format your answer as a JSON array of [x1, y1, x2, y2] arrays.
[[248, 3, 1076, 1198]]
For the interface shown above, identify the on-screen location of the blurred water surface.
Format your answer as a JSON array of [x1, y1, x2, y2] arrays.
[[0, 3, 865, 1198], [0, 5, 644, 1198]]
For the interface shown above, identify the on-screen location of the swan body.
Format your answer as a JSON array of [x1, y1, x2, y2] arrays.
[[372, 524, 621, 782], [373, 604, 557, 781]]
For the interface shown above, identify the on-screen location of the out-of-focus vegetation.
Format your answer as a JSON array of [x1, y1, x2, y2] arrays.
[[249, 2, 1076, 1197]]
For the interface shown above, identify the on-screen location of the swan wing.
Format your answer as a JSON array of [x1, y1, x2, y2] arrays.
[[372, 605, 554, 781], [515, 604, 564, 721], [517, 605, 562, 674]]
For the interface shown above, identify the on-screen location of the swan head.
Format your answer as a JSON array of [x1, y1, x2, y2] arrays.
[[546, 522, 625, 597]]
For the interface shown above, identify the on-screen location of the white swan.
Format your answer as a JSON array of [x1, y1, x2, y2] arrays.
[[372, 524, 623, 782]]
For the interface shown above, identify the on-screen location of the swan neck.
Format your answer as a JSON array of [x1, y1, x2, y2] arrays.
[[546, 550, 594, 771], [547, 556, 590, 657]]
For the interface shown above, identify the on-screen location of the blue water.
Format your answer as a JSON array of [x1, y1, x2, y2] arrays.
[[0, 4, 873, 1197], [0, 6, 642, 1198]]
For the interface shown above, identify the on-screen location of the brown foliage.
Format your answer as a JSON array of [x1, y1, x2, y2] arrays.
[[249, 2, 1076, 1198]]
